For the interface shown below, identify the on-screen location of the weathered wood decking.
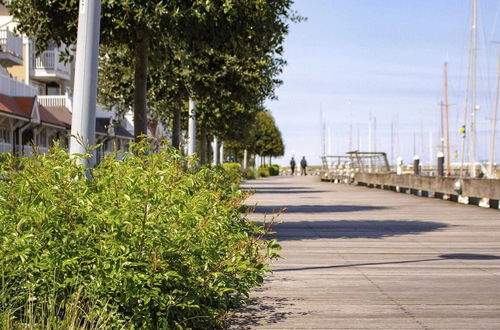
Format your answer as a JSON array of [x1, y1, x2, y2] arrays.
[[229, 175, 500, 329]]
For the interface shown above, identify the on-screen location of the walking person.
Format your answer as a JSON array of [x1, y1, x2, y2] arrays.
[[300, 156, 308, 176], [290, 157, 296, 176]]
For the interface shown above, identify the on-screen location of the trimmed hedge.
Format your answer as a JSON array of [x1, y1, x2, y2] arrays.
[[258, 166, 270, 177], [0, 142, 280, 329], [259, 165, 279, 176]]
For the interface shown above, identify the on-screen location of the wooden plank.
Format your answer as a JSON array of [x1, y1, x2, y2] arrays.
[[230, 176, 500, 329]]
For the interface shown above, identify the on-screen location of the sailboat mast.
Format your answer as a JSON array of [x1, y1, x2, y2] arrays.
[[460, 0, 475, 178], [348, 100, 353, 152], [440, 101, 445, 152], [391, 117, 394, 164], [444, 62, 451, 175], [488, 52, 500, 178], [469, 0, 478, 177], [320, 107, 325, 156]]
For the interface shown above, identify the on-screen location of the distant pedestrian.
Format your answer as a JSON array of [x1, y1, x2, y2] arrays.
[[290, 157, 296, 175], [300, 156, 307, 175]]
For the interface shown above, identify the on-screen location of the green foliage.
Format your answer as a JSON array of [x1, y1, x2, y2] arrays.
[[3, 0, 298, 142], [241, 167, 258, 181], [259, 165, 280, 177], [221, 162, 242, 186], [258, 167, 270, 178], [250, 110, 285, 158], [0, 142, 280, 329], [269, 165, 280, 176]]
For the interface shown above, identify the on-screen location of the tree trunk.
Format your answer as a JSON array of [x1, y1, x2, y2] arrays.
[[172, 103, 181, 149], [133, 29, 149, 140], [199, 119, 207, 164], [207, 137, 213, 165]]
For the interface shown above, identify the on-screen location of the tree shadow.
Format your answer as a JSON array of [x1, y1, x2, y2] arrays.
[[273, 253, 500, 273], [252, 190, 330, 194], [226, 296, 308, 329], [440, 253, 500, 260], [251, 205, 388, 214], [259, 220, 449, 240], [242, 186, 310, 190]]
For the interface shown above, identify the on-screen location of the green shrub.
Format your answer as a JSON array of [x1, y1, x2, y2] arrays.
[[259, 165, 279, 177], [241, 167, 258, 180], [258, 166, 270, 177], [0, 142, 280, 329], [221, 162, 242, 185], [270, 164, 280, 176]]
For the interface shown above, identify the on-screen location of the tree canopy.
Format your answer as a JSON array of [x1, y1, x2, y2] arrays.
[[2, 0, 298, 157]]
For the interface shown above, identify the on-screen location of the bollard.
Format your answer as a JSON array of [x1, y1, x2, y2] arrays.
[[437, 151, 445, 177], [413, 155, 420, 175]]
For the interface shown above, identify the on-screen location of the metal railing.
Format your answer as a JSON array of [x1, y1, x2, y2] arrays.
[[0, 29, 23, 59], [320, 152, 391, 183]]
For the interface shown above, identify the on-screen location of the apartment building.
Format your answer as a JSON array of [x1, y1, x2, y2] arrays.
[[0, 4, 136, 158]]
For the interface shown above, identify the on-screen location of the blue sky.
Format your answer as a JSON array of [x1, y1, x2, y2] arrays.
[[266, 0, 500, 166]]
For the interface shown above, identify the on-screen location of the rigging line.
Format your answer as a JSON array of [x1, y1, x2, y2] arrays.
[[453, 0, 471, 136], [479, 1, 494, 118], [460, 0, 475, 178], [490, 0, 500, 42]]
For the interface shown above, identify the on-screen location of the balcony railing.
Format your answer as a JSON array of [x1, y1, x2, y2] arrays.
[[34, 48, 71, 80], [37, 95, 73, 111], [0, 29, 23, 60], [0, 71, 37, 97]]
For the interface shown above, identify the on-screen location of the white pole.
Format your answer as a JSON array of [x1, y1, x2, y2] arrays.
[[212, 136, 218, 166], [368, 113, 372, 172], [429, 131, 433, 167], [219, 142, 224, 164], [24, 37, 30, 85], [243, 149, 248, 169], [469, 0, 478, 177], [349, 100, 353, 151], [69, 0, 102, 168], [187, 98, 196, 156], [488, 52, 500, 178]]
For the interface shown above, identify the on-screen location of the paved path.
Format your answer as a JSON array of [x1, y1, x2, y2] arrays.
[[229, 175, 500, 329]]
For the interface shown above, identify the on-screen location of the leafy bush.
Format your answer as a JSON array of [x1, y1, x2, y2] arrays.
[[241, 167, 258, 180], [259, 165, 279, 177], [221, 162, 242, 185], [269, 164, 280, 176], [0, 142, 280, 329], [258, 166, 270, 177]]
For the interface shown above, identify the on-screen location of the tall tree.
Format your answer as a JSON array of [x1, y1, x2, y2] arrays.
[[3, 0, 177, 140]]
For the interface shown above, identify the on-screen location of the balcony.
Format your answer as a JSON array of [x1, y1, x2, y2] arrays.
[[0, 29, 23, 66], [37, 95, 73, 111], [0, 67, 37, 97], [32, 47, 71, 82]]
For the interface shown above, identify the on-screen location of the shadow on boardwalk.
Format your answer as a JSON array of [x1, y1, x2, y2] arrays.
[[262, 220, 449, 240], [226, 296, 308, 330], [273, 253, 500, 272], [252, 205, 388, 213]]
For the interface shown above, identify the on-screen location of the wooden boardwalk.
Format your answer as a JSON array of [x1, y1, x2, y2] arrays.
[[229, 175, 500, 329]]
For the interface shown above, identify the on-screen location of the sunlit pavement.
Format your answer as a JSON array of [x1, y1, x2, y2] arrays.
[[229, 175, 500, 329]]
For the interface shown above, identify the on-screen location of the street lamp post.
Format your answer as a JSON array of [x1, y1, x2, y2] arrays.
[[69, 0, 102, 168]]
